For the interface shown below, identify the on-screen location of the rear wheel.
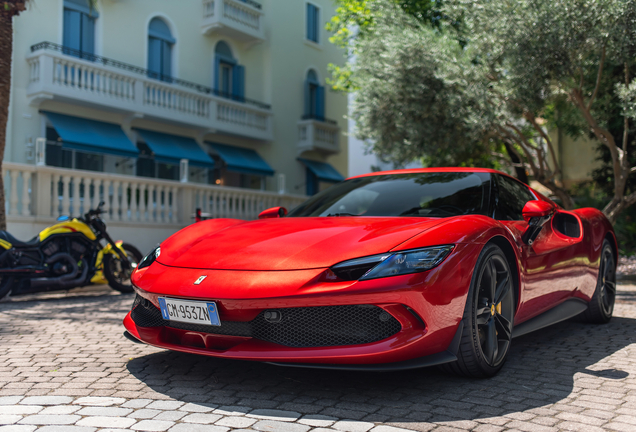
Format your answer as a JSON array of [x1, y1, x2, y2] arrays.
[[0, 276, 15, 301], [103, 243, 142, 294], [579, 240, 615, 324], [441, 244, 515, 378]]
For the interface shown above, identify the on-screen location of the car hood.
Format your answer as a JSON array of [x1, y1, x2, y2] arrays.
[[157, 217, 445, 271]]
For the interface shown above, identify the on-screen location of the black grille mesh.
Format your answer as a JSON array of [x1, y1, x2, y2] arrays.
[[130, 295, 402, 347]]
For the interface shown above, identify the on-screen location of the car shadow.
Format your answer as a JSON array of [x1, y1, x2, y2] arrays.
[[126, 316, 635, 424]]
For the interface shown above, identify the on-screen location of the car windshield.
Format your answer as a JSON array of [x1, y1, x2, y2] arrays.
[[288, 172, 492, 217]]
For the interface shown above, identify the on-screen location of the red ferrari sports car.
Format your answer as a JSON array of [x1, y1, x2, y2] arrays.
[[123, 168, 617, 377]]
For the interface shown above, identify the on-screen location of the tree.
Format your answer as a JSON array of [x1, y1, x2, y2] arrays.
[[335, 0, 636, 220], [0, 1, 27, 231]]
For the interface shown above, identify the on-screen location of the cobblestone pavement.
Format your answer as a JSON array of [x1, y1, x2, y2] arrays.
[[0, 284, 635, 432]]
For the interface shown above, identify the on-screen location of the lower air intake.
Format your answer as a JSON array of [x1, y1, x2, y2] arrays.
[[130, 295, 402, 348]]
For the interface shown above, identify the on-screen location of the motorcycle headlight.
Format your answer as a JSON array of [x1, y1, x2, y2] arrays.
[[331, 245, 454, 281], [137, 246, 160, 270]]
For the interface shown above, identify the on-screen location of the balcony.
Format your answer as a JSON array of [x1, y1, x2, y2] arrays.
[[201, 0, 264, 43], [297, 116, 341, 155], [26, 42, 273, 141]]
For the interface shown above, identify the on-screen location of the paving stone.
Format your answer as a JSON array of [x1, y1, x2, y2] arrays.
[[76, 407, 133, 417], [247, 408, 301, 422], [0, 416, 21, 426], [0, 407, 41, 416], [122, 399, 153, 409], [76, 416, 137, 428], [252, 420, 310, 432], [128, 409, 162, 419], [215, 416, 257, 428], [333, 420, 376, 432], [18, 414, 81, 425], [0, 399, 22, 406], [146, 401, 183, 410], [72, 397, 126, 406], [179, 402, 215, 413], [131, 420, 174, 431], [153, 411, 186, 421], [168, 425, 228, 432], [181, 413, 222, 424], [213, 405, 250, 416], [298, 414, 338, 427], [370, 426, 417, 432], [0, 426, 37, 432], [19, 397, 73, 406], [38, 427, 96, 432]]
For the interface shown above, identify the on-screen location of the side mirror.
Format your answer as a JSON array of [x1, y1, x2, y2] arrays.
[[258, 207, 287, 219], [522, 200, 554, 222], [521, 200, 554, 245]]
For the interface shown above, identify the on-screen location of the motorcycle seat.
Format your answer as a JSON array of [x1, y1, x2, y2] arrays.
[[0, 231, 40, 248]]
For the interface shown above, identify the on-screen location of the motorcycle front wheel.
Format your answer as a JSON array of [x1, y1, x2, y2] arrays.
[[103, 243, 142, 294]]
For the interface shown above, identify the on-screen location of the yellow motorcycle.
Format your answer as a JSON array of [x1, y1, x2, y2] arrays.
[[0, 202, 142, 299]]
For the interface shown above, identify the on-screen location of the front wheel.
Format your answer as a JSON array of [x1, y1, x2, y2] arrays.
[[103, 243, 142, 294], [440, 244, 515, 378]]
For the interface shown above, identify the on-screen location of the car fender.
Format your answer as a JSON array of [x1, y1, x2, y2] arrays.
[[392, 214, 524, 311]]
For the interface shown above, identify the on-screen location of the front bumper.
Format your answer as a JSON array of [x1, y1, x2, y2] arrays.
[[123, 243, 480, 366]]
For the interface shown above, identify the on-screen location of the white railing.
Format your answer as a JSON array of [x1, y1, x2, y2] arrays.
[[297, 119, 341, 155], [2, 163, 307, 224], [201, 0, 264, 42], [26, 50, 273, 141]]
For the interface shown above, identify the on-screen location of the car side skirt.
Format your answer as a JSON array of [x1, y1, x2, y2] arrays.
[[512, 298, 588, 338]]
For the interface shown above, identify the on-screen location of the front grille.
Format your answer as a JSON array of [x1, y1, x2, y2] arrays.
[[130, 295, 402, 348]]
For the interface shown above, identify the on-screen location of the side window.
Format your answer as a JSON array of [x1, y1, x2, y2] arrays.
[[304, 70, 325, 120], [495, 175, 535, 221], [148, 18, 175, 82], [214, 41, 245, 101]]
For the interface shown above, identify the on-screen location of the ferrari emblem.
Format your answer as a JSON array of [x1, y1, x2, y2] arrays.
[[194, 276, 207, 285], [490, 304, 496, 316]]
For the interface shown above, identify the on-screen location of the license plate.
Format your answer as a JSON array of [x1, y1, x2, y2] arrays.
[[158, 297, 220, 326]]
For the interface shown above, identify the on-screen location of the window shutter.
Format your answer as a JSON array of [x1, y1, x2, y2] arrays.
[[316, 85, 325, 120], [161, 41, 172, 82], [304, 80, 311, 117], [80, 13, 95, 58], [307, 4, 314, 41], [63, 9, 82, 55], [232, 65, 245, 102], [313, 6, 320, 43], [214, 54, 222, 94], [147, 37, 162, 80]]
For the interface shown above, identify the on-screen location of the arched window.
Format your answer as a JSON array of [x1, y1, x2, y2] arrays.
[[148, 17, 175, 82], [214, 41, 245, 101], [63, 0, 97, 59], [304, 69, 324, 120]]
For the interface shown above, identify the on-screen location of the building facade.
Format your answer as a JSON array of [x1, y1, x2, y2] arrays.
[[5, 0, 348, 252]]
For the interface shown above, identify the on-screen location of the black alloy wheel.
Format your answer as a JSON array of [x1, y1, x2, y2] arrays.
[[475, 254, 514, 367], [103, 243, 143, 294], [580, 240, 616, 324], [440, 243, 515, 378]]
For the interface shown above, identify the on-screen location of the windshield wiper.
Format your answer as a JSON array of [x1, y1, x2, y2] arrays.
[[326, 213, 358, 217]]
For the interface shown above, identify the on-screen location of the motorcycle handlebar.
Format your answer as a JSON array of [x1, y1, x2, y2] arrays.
[[85, 201, 106, 219]]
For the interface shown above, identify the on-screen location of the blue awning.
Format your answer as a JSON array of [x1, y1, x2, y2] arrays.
[[209, 143, 274, 176], [43, 111, 139, 158], [299, 158, 345, 183], [136, 129, 215, 168]]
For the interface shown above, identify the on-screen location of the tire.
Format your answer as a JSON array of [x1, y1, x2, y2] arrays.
[[440, 244, 515, 378], [103, 243, 142, 294], [579, 240, 616, 324], [0, 276, 15, 301]]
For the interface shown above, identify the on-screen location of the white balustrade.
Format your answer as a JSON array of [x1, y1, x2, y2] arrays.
[[26, 50, 273, 141], [2, 162, 307, 225], [223, 0, 260, 30], [297, 119, 341, 155]]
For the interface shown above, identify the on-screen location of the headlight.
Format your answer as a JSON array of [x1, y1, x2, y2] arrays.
[[137, 246, 160, 270], [331, 245, 454, 281]]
